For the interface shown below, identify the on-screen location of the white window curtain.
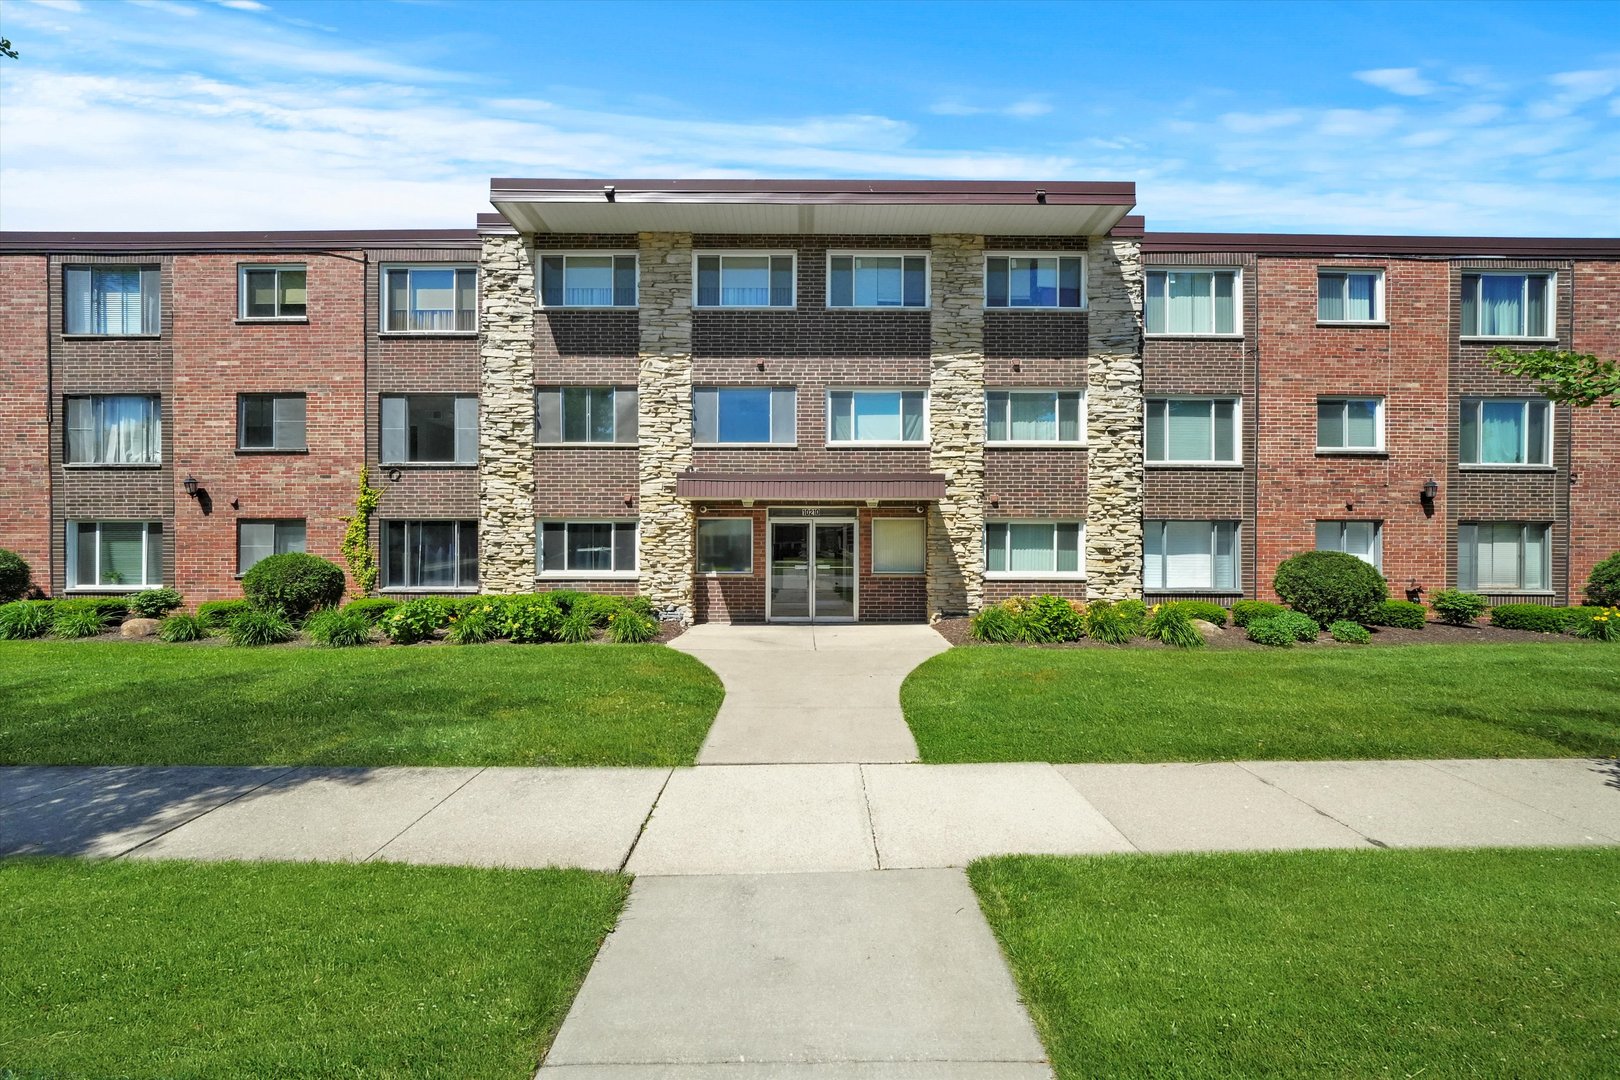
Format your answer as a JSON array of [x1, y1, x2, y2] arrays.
[[67, 396, 160, 464], [1478, 275, 1523, 337], [1144, 521, 1238, 590], [872, 518, 925, 574]]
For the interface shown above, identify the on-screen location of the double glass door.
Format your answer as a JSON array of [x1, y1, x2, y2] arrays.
[[769, 520, 856, 621]]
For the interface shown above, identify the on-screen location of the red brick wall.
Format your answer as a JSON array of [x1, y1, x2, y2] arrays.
[[1570, 260, 1620, 601], [0, 255, 52, 591]]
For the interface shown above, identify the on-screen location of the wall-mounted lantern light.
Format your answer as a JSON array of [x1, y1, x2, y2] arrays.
[[182, 474, 200, 498], [1420, 478, 1439, 504]]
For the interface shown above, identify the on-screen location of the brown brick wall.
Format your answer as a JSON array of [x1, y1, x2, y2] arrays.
[[0, 255, 52, 590]]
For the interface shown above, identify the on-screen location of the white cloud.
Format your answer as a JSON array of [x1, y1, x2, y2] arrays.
[[130, 0, 202, 15], [1219, 110, 1303, 134], [213, 0, 270, 10], [24, 0, 82, 10], [1354, 67, 1439, 97], [929, 97, 1052, 119]]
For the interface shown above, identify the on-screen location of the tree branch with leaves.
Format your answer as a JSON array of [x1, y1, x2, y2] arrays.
[[1488, 347, 1619, 408]]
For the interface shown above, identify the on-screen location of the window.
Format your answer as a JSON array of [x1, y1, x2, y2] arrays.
[[1145, 398, 1239, 464], [382, 520, 478, 590], [1459, 523, 1549, 592], [238, 520, 306, 574], [65, 395, 161, 465], [1462, 273, 1553, 338], [985, 521, 1083, 577], [872, 518, 926, 574], [1144, 520, 1240, 591], [697, 518, 753, 574], [985, 254, 1084, 309], [539, 521, 638, 576], [694, 387, 796, 445], [1460, 398, 1551, 466], [535, 387, 638, 445], [64, 266, 160, 336], [238, 394, 307, 451], [695, 253, 794, 308], [66, 521, 162, 590], [1317, 269, 1383, 323], [827, 389, 927, 444], [382, 266, 475, 332], [1316, 521, 1381, 569], [239, 265, 307, 320], [1144, 269, 1238, 335], [1316, 397, 1383, 452], [539, 254, 637, 308], [827, 254, 928, 308], [986, 390, 1084, 444], [380, 394, 477, 464]]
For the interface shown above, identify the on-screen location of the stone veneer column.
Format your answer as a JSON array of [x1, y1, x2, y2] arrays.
[[927, 234, 987, 618], [637, 232, 696, 623], [477, 233, 537, 593], [1085, 234, 1145, 600]]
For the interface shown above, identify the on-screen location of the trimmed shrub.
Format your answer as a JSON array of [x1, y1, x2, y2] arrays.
[[447, 602, 502, 645], [1273, 550, 1388, 626], [622, 595, 656, 619], [1430, 589, 1488, 626], [504, 594, 565, 644], [1085, 600, 1137, 645], [53, 597, 131, 623], [1328, 619, 1371, 644], [52, 606, 108, 639], [196, 599, 252, 629], [341, 597, 401, 625], [970, 604, 1021, 643], [305, 608, 372, 647], [128, 587, 184, 619], [0, 600, 56, 640], [541, 589, 586, 614], [1489, 603, 1575, 634], [1584, 552, 1620, 606], [381, 597, 451, 645], [241, 552, 346, 619], [1160, 600, 1228, 627], [1145, 604, 1204, 649], [226, 607, 296, 646], [1231, 600, 1286, 628], [1371, 599, 1427, 629], [1017, 595, 1087, 644], [557, 609, 597, 644], [606, 609, 658, 643], [1570, 606, 1620, 642], [158, 614, 209, 643], [1248, 611, 1319, 647], [0, 548, 32, 602]]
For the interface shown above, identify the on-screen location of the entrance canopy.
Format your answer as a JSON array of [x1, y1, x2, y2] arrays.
[[676, 471, 946, 502]]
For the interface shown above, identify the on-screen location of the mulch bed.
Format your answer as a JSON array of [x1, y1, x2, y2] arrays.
[[930, 616, 1573, 651], [69, 620, 689, 648]]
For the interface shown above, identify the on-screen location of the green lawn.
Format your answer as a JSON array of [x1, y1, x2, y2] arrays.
[[0, 859, 626, 1079], [0, 641, 724, 766], [971, 848, 1620, 1079], [903, 642, 1619, 762]]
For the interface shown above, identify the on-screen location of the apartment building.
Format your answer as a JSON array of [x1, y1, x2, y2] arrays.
[[2, 179, 1616, 622]]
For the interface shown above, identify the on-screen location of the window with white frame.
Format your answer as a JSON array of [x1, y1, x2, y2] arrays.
[[380, 394, 477, 464], [65, 395, 161, 465], [239, 265, 307, 320], [1316, 397, 1383, 452], [238, 394, 306, 451], [695, 253, 794, 308], [1144, 269, 1239, 335], [986, 390, 1084, 444], [538, 254, 638, 308], [1459, 522, 1549, 592], [1461, 272, 1553, 338], [985, 521, 1083, 577], [694, 387, 796, 445], [1316, 520, 1381, 569], [64, 266, 160, 336], [238, 519, 306, 574], [535, 387, 638, 445], [697, 518, 753, 574], [382, 520, 478, 589], [827, 253, 928, 308], [1144, 520, 1240, 591], [872, 518, 926, 574], [1317, 269, 1383, 323], [1145, 398, 1239, 463], [827, 389, 927, 444], [383, 266, 475, 333], [66, 521, 162, 590], [538, 521, 638, 576], [985, 254, 1084, 309], [1460, 398, 1551, 466]]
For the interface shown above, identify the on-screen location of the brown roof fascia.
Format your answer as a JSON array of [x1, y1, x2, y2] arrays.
[[1142, 232, 1620, 259], [491, 178, 1136, 206], [0, 229, 482, 254]]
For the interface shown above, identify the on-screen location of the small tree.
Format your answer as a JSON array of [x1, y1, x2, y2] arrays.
[[1586, 551, 1620, 606], [1273, 550, 1388, 626], [1488, 347, 1618, 408]]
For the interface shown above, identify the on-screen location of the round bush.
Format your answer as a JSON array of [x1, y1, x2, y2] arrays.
[[305, 608, 372, 647], [128, 587, 184, 619], [241, 553, 346, 619], [1017, 595, 1087, 643], [196, 599, 252, 629], [1248, 610, 1320, 647], [1371, 599, 1427, 629], [1231, 600, 1286, 628], [1584, 552, 1620, 606], [1273, 551, 1388, 626], [1430, 589, 1487, 626], [0, 548, 32, 602], [0, 600, 56, 640], [1328, 619, 1371, 644], [226, 607, 295, 647], [158, 614, 209, 643]]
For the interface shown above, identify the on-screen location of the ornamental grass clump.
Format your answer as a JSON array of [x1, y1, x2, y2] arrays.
[[1272, 550, 1388, 626], [606, 609, 658, 643], [225, 607, 295, 647], [1145, 603, 1205, 649], [1328, 619, 1371, 644], [970, 604, 1021, 643], [157, 614, 209, 643], [1371, 599, 1427, 629], [0, 600, 55, 640], [196, 599, 252, 630], [446, 603, 502, 645], [1085, 600, 1137, 645], [127, 587, 184, 619], [304, 609, 373, 648], [1231, 600, 1286, 628], [1430, 589, 1488, 626], [51, 606, 107, 639], [557, 609, 597, 644], [341, 597, 402, 625], [1571, 606, 1620, 642]]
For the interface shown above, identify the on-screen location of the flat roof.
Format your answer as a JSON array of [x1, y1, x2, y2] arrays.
[[0, 229, 481, 254], [1141, 232, 1620, 258]]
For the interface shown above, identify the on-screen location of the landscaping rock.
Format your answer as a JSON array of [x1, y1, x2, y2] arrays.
[[1191, 619, 1223, 641], [120, 618, 161, 638]]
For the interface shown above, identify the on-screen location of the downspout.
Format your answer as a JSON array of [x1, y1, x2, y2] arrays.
[[45, 255, 56, 597]]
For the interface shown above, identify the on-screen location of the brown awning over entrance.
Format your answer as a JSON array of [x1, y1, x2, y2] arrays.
[[676, 471, 947, 502]]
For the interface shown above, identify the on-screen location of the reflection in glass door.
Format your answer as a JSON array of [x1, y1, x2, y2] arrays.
[[769, 519, 857, 621], [769, 523, 811, 619], [813, 522, 855, 619]]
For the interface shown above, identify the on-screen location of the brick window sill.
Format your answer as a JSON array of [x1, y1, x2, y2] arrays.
[[60, 334, 162, 341], [1316, 321, 1390, 329], [236, 448, 309, 455], [1145, 462, 1244, 470], [379, 462, 478, 469], [235, 318, 309, 326], [1315, 449, 1389, 458], [1457, 464, 1556, 473], [1144, 333, 1245, 341], [1460, 337, 1558, 345], [376, 332, 479, 339], [63, 462, 163, 469]]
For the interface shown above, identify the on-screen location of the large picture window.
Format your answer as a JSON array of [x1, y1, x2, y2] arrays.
[[827, 389, 927, 445], [64, 266, 160, 336], [65, 395, 161, 465], [984, 254, 1084, 308], [985, 521, 1083, 577], [238, 394, 306, 451], [872, 518, 926, 575], [827, 254, 928, 308], [693, 387, 796, 445], [1145, 398, 1239, 464], [1459, 398, 1550, 466], [66, 521, 162, 590], [239, 265, 307, 320], [1144, 269, 1238, 335], [382, 520, 478, 590], [1317, 269, 1383, 323], [985, 390, 1084, 444], [539, 521, 639, 576], [1316, 520, 1381, 569], [535, 387, 638, 445], [1461, 273, 1553, 338], [1144, 520, 1240, 591], [238, 520, 307, 574], [1316, 397, 1383, 452], [1458, 523, 1549, 592], [380, 394, 477, 464], [695, 253, 794, 308], [697, 518, 753, 574], [539, 254, 638, 308], [382, 266, 475, 333]]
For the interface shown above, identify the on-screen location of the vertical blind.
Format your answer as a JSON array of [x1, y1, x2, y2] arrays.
[[695, 255, 794, 307], [65, 266, 160, 335], [828, 390, 926, 442], [986, 391, 1083, 442], [540, 255, 638, 307], [1459, 523, 1548, 591], [1145, 270, 1236, 334], [1144, 521, 1238, 590], [238, 520, 306, 573], [68, 521, 161, 588]]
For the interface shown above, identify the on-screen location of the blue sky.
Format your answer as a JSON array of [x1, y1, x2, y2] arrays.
[[1, 0, 1617, 233]]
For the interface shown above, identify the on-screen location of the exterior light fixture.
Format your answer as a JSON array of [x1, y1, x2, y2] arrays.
[[603, 184, 616, 202], [1421, 478, 1439, 503], [1035, 189, 1047, 204], [182, 474, 200, 498]]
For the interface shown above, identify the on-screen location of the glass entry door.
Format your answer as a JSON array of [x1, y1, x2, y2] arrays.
[[769, 519, 857, 621]]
